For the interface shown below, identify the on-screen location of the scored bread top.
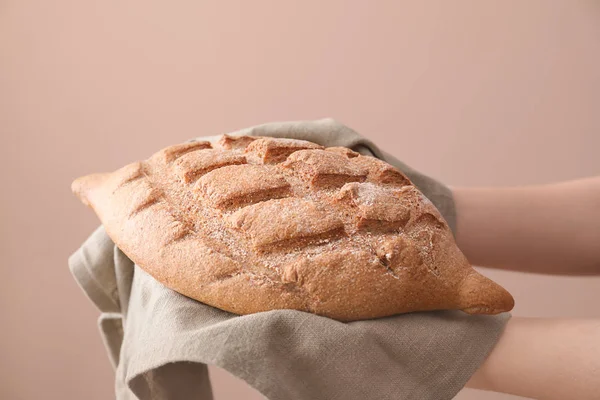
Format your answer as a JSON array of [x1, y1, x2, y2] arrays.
[[72, 135, 514, 321]]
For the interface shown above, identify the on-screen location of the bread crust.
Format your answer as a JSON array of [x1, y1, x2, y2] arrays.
[[72, 136, 514, 321]]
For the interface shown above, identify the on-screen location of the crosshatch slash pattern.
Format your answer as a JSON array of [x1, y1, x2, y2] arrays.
[[74, 134, 514, 321]]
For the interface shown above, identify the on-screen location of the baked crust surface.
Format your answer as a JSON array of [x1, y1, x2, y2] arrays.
[[72, 135, 514, 321]]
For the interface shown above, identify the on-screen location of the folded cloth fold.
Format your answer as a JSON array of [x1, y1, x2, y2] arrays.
[[69, 118, 509, 400]]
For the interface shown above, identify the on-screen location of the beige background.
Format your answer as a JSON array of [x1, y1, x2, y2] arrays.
[[1, 1, 599, 399]]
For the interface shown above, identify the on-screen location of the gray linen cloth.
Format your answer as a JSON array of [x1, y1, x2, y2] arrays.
[[69, 118, 509, 400]]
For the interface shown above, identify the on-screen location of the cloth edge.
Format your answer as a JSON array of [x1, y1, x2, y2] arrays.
[[426, 312, 511, 399], [68, 246, 119, 313]]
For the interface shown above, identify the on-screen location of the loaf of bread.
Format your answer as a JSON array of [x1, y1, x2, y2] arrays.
[[72, 135, 514, 321]]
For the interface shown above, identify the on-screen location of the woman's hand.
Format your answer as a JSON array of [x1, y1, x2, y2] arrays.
[[466, 317, 600, 399], [452, 176, 600, 275], [454, 176, 600, 398]]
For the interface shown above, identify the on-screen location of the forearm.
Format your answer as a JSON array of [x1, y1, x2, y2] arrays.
[[466, 317, 600, 399], [452, 177, 600, 275]]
